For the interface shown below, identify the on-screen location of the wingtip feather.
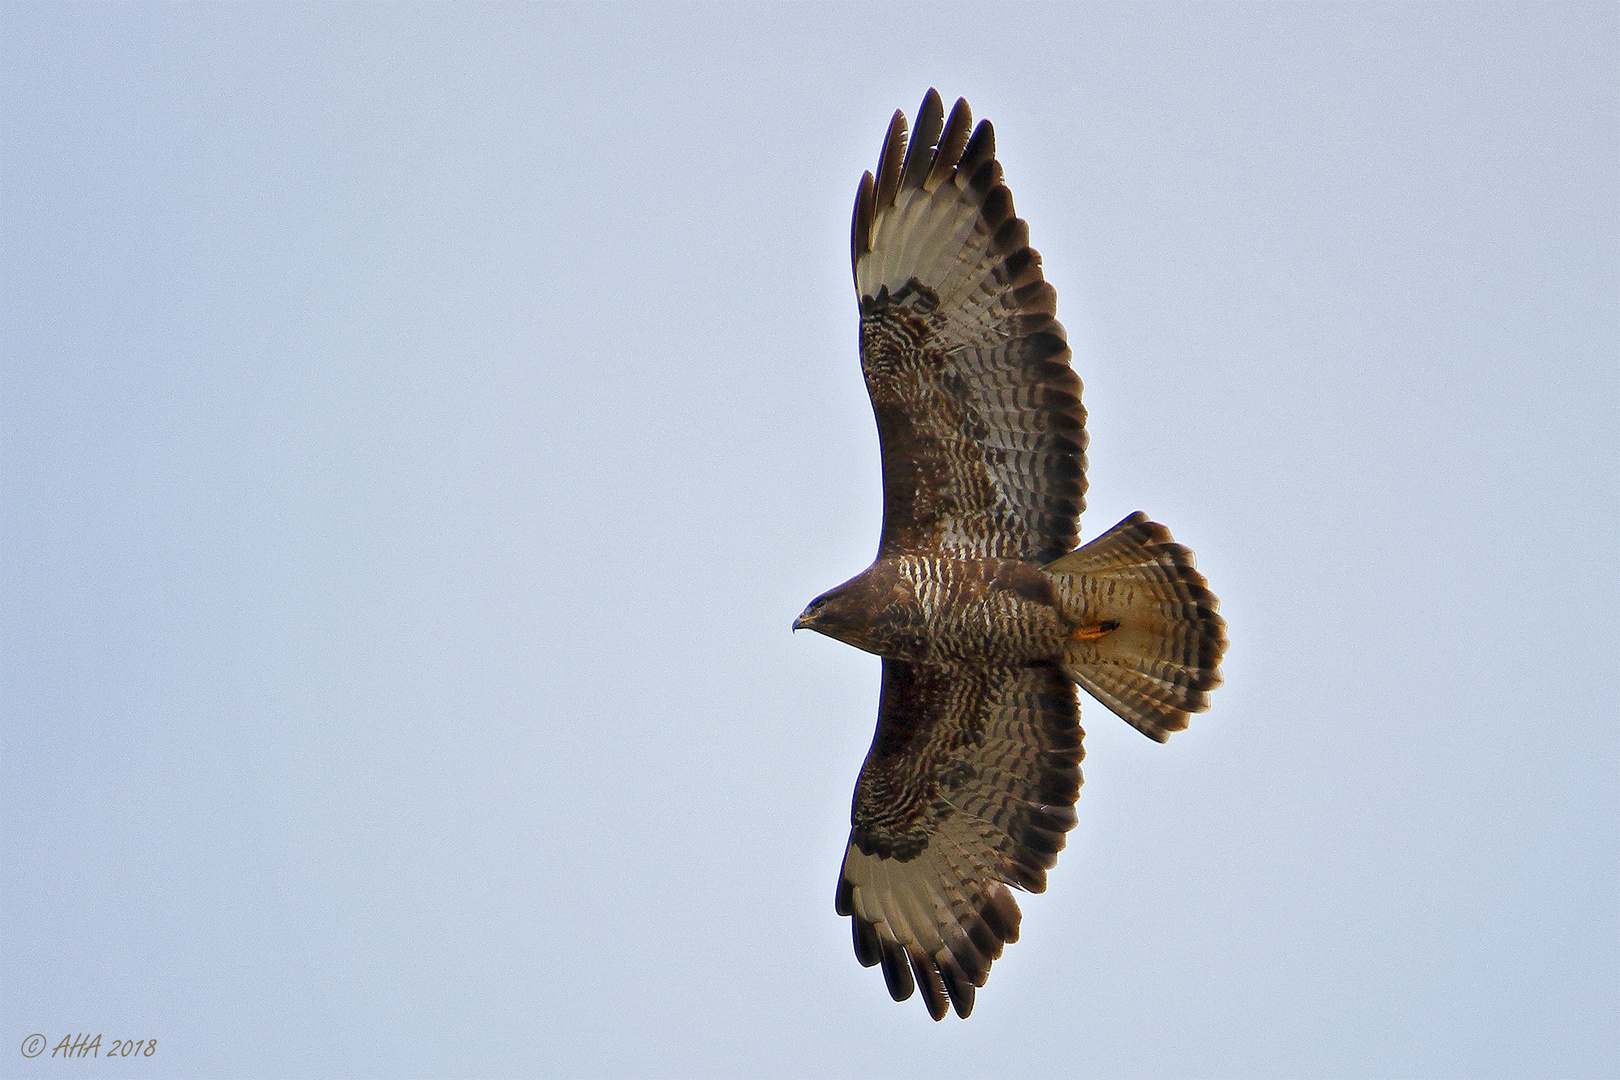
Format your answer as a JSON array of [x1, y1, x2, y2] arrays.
[[873, 109, 907, 215], [925, 97, 973, 192], [899, 89, 944, 192]]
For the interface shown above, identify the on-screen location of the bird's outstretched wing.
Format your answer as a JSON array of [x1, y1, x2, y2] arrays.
[[853, 89, 1087, 565], [836, 659, 1083, 1020]]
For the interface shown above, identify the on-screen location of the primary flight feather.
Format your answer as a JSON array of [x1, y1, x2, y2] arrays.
[[794, 90, 1228, 1021]]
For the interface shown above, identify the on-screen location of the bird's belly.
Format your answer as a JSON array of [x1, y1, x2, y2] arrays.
[[875, 557, 1070, 664]]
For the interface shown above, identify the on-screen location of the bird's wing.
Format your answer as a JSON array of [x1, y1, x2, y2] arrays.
[[854, 90, 1087, 565], [837, 658, 1083, 1020]]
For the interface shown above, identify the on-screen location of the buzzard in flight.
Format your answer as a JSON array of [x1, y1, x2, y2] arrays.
[[794, 90, 1227, 1021]]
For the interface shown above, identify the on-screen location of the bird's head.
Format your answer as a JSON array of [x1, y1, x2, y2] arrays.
[[793, 588, 843, 634], [793, 568, 898, 654], [793, 579, 868, 648]]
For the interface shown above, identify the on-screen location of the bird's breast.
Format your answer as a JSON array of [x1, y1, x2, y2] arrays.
[[868, 555, 1069, 664]]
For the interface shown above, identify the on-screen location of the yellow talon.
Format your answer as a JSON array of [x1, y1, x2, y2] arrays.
[[1071, 619, 1120, 642]]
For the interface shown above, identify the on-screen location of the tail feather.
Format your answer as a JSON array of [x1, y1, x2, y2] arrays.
[[1043, 512, 1226, 741]]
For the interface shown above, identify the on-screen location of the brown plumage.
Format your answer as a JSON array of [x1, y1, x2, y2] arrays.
[[796, 90, 1228, 1021]]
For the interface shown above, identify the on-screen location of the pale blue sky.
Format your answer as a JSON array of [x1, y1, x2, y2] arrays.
[[3, 4, 1616, 1077]]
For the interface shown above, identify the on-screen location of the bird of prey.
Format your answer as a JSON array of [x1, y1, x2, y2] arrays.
[[794, 90, 1227, 1021]]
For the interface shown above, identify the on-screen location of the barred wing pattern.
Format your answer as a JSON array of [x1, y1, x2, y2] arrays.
[[822, 91, 1221, 1021], [836, 660, 1083, 1020], [854, 89, 1087, 565]]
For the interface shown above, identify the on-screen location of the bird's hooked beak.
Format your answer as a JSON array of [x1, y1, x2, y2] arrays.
[[793, 597, 824, 632]]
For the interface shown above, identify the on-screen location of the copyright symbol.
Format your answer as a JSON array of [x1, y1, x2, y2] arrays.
[[21, 1034, 46, 1058]]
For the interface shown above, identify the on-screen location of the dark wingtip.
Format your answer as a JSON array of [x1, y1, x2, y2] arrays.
[[926, 97, 974, 191], [942, 967, 976, 1018], [850, 170, 875, 288], [879, 938, 915, 1001], [899, 89, 945, 192], [873, 109, 908, 215], [911, 951, 948, 1020], [852, 917, 882, 968], [958, 118, 996, 187]]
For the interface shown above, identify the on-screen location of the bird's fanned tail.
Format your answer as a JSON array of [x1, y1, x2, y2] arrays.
[[1044, 512, 1227, 741]]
